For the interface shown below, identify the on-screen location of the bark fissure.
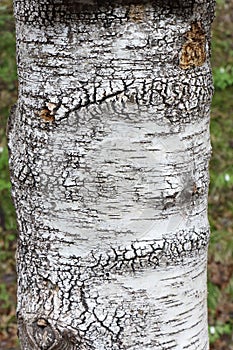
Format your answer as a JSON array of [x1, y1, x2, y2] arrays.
[[58, 80, 136, 122]]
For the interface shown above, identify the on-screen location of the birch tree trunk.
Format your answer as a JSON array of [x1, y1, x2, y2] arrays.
[[9, 0, 215, 349]]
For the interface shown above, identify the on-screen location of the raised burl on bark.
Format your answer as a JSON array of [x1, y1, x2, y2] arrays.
[[180, 22, 206, 70]]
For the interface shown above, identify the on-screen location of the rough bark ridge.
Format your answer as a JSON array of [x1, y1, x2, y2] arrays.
[[9, 0, 215, 349]]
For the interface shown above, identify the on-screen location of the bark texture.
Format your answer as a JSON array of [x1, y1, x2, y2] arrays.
[[9, 0, 215, 349]]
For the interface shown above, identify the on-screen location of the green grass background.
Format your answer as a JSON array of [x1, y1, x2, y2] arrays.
[[0, 0, 233, 349]]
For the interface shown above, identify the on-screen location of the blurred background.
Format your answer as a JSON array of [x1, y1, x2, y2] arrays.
[[0, 0, 232, 349]]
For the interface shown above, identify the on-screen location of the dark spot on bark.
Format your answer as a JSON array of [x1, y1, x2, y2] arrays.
[[32, 319, 55, 349], [128, 4, 145, 23], [180, 22, 206, 70], [18, 314, 84, 349]]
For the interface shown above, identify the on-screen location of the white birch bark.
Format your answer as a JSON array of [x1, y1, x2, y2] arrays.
[[9, 0, 215, 349]]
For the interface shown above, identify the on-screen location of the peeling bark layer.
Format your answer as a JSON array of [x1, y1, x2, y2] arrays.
[[9, 0, 215, 349]]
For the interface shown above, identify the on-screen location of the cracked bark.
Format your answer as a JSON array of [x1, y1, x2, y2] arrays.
[[9, 0, 215, 349]]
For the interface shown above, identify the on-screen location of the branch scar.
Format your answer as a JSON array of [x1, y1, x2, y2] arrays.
[[180, 22, 206, 70]]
